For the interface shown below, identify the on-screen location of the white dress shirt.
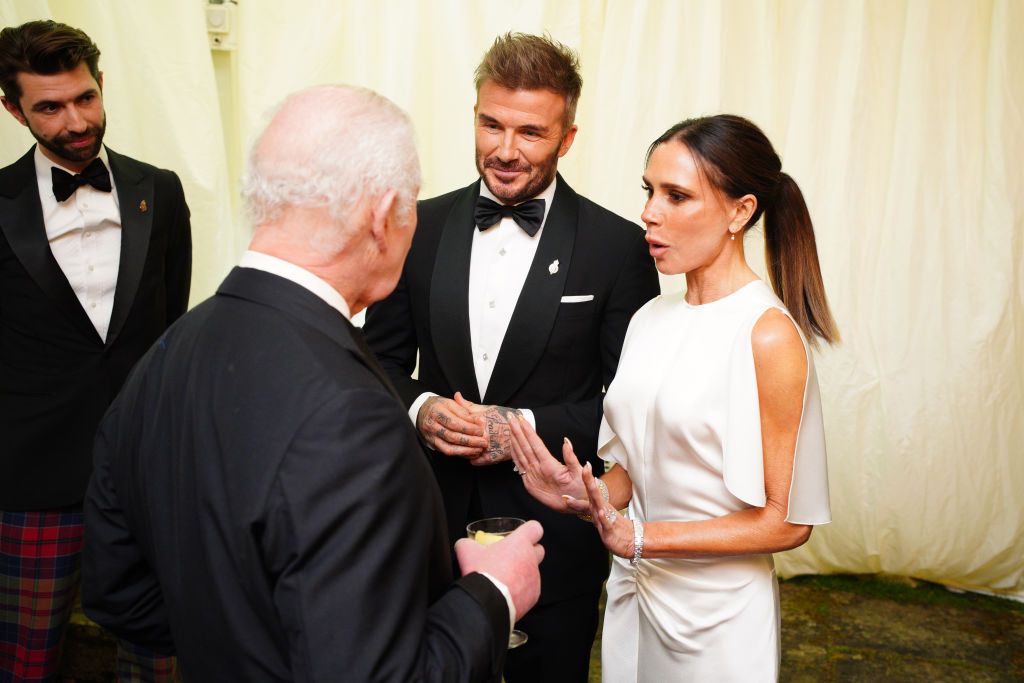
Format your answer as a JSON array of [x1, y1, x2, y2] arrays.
[[468, 178, 555, 398], [239, 249, 516, 630], [408, 178, 557, 427], [35, 145, 121, 342]]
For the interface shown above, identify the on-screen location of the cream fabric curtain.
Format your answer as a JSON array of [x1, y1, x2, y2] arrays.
[[2, 0, 1021, 599]]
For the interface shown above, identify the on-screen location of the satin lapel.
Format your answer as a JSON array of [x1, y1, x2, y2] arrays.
[[105, 149, 153, 348], [428, 182, 482, 402], [0, 149, 101, 343], [484, 178, 578, 405]]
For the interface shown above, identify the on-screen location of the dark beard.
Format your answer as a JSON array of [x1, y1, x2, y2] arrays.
[[476, 144, 561, 205], [32, 115, 106, 165]]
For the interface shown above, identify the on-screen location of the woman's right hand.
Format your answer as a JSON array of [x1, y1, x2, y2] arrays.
[[508, 415, 589, 514]]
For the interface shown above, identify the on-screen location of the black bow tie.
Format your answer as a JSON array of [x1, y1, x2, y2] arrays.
[[474, 196, 545, 237], [51, 158, 112, 202]]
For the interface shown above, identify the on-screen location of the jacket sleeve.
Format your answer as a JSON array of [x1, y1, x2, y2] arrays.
[[261, 389, 508, 682], [163, 171, 192, 322], [363, 269, 431, 409], [531, 227, 660, 463], [81, 409, 176, 655]]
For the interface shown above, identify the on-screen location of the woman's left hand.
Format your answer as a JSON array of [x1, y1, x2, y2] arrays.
[[508, 415, 588, 513], [581, 462, 634, 559]]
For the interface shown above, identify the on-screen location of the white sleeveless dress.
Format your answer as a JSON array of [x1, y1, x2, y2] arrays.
[[598, 280, 831, 682]]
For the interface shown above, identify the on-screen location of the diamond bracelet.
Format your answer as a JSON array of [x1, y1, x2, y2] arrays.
[[630, 519, 644, 566]]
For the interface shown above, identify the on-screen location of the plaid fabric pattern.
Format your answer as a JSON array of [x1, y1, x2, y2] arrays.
[[0, 508, 84, 682], [116, 640, 179, 683]]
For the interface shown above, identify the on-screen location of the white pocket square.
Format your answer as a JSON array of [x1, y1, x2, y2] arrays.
[[560, 295, 594, 303]]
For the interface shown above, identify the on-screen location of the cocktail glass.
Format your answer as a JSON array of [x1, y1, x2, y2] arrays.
[[466, 516, 529, 649]]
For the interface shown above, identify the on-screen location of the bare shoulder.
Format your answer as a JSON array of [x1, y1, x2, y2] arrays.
[[751, 308, 807, 393]]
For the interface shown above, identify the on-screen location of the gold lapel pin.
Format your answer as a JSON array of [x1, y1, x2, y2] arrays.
[[139, 199, 148, 213]]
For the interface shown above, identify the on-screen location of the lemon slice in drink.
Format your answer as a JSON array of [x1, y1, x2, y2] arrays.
[[474, 530, 505, 546]]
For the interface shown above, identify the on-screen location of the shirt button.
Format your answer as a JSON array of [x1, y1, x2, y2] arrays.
[[88, 265, 94, 272], [499, 248, 507, 256], [90, 302, 97, 309], [488, 300, 496, 308], [482, 353, 489, 361]]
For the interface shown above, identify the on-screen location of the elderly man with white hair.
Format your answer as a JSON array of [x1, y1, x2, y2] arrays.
[[80, 85, 545, 682]]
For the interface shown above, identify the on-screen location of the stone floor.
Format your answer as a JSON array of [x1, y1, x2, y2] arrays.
[[58, 574, 1024, 682]]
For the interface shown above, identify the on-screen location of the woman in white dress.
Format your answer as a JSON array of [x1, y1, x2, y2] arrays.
[[507, 115, 838, 681]]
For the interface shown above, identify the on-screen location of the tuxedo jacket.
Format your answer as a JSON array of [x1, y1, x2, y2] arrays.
[[364, 175, 660, 603], [82, 268, 510, 682], [0, 146, 191, 510]]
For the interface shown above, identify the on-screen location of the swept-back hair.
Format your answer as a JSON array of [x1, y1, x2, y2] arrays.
[[474, 32, 582, 130], [0, 20, 101, 107], [648, 115, 839, 345]]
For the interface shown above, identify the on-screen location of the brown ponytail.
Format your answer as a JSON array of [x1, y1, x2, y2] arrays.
[[648, 115, 839, 345], [764, 172, 839, 345]]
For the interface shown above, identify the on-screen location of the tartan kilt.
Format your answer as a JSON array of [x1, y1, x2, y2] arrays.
[[0, 508, 84, 682], [0, 509, 179, 682]]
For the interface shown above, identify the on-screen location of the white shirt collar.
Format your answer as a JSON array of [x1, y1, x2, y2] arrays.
[[239, 250, 351, 320], [479, 176, 557, 230]]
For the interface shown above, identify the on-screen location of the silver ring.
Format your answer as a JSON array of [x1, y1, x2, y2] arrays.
[[512, 465, 521, 473], [605, 509, 618, 523], [518, 470, 527, 477]]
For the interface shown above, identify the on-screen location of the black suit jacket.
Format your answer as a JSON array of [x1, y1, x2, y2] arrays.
[[0, 146, 191, 509], [83, 267, 510, 682], [364, 175, 660, 603]]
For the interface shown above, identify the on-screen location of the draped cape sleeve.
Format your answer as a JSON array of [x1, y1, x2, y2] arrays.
[[597, 297, 651, 471], [597, 416, 628, 468], [723, 306, 832, 524]]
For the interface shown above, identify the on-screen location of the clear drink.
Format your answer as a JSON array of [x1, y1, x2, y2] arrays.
[[466, 517, 529, 649]]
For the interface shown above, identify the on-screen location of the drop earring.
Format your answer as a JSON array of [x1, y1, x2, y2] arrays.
[[730, 233, 736, 241]]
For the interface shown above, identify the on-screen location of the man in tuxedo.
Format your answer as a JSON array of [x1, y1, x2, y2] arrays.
[[364, 33, 660, 682], [82, 84, 545, 682], [0, 20, 190, 680]]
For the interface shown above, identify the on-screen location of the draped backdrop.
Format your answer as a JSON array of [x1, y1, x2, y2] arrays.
[[1, 0, 1021, 599]]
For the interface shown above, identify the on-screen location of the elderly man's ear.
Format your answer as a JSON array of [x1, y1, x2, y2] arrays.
[[369, 189, 400, 252]]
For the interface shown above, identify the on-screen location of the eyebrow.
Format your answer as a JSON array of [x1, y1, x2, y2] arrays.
[[641, 176, 694, 194], [30, 88, 99, 112], [477, 112, 550, 135]]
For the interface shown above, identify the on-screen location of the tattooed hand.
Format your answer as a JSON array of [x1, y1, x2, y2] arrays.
[[416, 395, 488, 457], [453, 394, 523, 466]]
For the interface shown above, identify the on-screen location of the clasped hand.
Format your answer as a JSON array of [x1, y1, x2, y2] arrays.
[[507, 416, 634, 559], [416, 392, 522, 465]]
